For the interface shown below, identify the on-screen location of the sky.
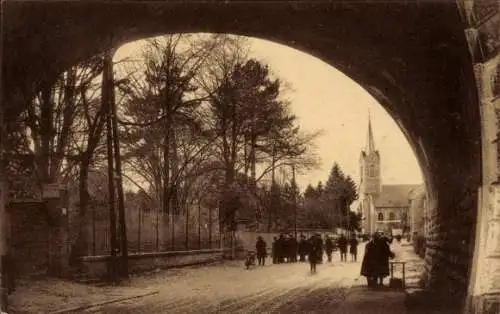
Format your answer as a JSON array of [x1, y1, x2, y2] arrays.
[[114, 34, 423, 192]]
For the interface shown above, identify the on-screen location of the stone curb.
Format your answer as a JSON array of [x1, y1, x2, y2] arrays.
[[50, 290, 159, 313]]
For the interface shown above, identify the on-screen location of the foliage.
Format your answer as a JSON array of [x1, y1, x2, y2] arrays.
[[8, 34, 322, 245], [297, 163, 359, 231]]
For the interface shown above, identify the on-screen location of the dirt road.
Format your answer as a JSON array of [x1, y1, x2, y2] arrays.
[[85, 253, 364, 314]]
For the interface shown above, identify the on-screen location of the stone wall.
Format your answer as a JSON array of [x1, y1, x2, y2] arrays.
[[7, 201, 49, 278], [410, 3, 500, 312], [79, 249, 227, 279], [8, 186, 73, 279], [456, 1, 500, 313]]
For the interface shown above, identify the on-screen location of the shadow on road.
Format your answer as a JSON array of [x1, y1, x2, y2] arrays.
[[271, 286, 346, 313]]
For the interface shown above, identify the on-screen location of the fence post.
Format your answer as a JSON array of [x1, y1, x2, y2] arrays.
[[208, 206, 212, 249], [198, 203, 201, 249], [155, 207, 159, 251], [92, 206, 96, 256], [171, 212, 175, 250], [185, 206, 189, 250], [137, 206, 141, 253]]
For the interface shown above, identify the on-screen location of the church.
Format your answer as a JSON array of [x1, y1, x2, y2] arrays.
[[357, 116, 420, 236]]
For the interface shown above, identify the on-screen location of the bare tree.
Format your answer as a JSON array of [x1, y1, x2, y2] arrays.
[[116, 34, 226, 217]]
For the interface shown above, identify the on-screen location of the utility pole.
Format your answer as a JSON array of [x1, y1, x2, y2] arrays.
[[104, 50, 118, 284], [107, 50, 129, 278]]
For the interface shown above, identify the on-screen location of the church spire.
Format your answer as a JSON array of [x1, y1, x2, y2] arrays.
[[366, 111, 376, 154]]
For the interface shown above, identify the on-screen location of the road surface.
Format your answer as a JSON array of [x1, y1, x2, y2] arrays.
[[85, 249, 367, 313]]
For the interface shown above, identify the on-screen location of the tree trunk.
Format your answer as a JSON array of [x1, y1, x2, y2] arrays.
[[103, 52, 118, 282], [268, 143, 276, 233], [208, 205, 212, 249], [40, 83, 53, 183], [163, 133, 170, 216], [109, 56, 129, 278], [170, 127, 179, 215], [250, 134, 257, 192], [68, 157, 91, 266]]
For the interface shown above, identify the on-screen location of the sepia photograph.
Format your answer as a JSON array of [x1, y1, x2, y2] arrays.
[[0, 0, 499, 313]]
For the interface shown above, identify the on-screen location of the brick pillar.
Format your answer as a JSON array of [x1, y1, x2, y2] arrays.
[[44, 184, 71, 277]]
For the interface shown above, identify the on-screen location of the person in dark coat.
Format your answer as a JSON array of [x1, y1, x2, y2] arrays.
[[282, 235, 290, 263], [308, 234, 322, 273], [324, 235, 334, 262], [298, 235, 308, 262], [360, 232, 395, 287], [256, 236, 268, 266], [338, 234, 348, 262], [290, 235, 298, 262], [349, 235, 359, 262], [277, 234, 285, 263], [315, 233, 324, 264]]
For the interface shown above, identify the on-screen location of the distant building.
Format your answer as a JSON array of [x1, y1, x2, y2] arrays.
[[408, 184, 428, 241], [357, 115, 420, 236]]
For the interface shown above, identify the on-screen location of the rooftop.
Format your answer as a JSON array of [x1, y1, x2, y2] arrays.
[[374, 184, 421, 208]]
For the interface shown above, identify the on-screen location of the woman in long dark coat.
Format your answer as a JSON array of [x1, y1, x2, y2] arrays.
[[360, 233, 395, 287], [308, 235, 321, 273], [256, 236, 268, 266], [349, 235, 359, 262]]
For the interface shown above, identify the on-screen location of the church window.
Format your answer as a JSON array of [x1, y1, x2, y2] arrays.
[[368, 165, 376, 177], [389, 212, 395, 220], [378, 212, 384, 221]]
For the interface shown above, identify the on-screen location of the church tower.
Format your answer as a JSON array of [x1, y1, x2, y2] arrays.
[[359, 114, 381, 196], [359, 113, 381, 234]]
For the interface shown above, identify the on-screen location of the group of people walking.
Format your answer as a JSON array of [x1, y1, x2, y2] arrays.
[[254, 231, 396, 289], [253, 233, 360, 273], [271, 234, 299, 264], [306, 233, 359, 273]]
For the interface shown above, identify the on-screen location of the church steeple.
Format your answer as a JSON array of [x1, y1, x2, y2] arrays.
[[359, 110, 381, 197], [366, 111, 376, 154]]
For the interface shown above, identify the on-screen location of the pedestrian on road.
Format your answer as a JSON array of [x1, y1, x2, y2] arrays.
[[338, 234, 348, 262], [308, 234, 322, 273], [284, 235, 291, 263], [298, 234, 308, 262], [256, 236, 268, 266], [277, 234, 285, 263], [349, 235, 359, 262], [360, 232, 395, 288], [324, 235, 334, 262], [290, 235, 298, 262]]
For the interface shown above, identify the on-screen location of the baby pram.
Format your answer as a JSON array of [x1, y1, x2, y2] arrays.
[[389, 261, 406, 290], [244, 251, 257, 269]]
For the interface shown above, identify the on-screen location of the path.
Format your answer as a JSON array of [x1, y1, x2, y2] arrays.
[[11, 240, 430, 313], [85, 254, 364, 313]]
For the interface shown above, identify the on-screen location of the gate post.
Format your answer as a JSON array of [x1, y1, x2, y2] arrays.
[[44, 184, 71, 278]]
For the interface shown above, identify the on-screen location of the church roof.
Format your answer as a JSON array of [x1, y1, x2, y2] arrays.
[[374, 184, 421, 208]]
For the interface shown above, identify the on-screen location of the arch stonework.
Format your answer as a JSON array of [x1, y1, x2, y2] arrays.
[[458, 1, 500, 313], [1, 1, 499, 312]]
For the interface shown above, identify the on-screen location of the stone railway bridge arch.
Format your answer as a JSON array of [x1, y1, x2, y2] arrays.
[[2, 1, 499, 313]]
